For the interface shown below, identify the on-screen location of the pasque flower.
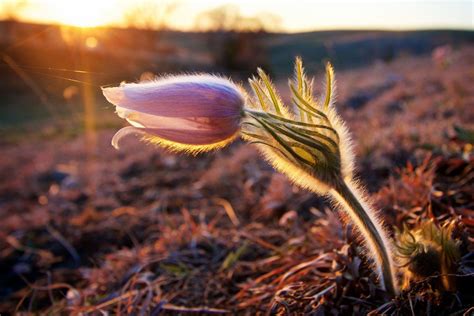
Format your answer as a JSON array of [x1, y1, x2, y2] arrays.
[[103, 60, 400, 295], [103, 75, 245, 153]]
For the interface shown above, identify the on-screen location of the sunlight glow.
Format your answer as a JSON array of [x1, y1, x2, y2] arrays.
[[1, 0, 472, 31], [13, 0, 118, 28], [51, 1, 116, 27], [85, 36, 98, 48]]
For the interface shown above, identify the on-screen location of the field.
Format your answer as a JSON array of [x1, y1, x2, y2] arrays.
[[0, 23, 473, 314]]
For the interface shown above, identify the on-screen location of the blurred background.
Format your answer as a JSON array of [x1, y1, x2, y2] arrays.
[[0, 0, 473, 313], [1, 0, 472, 133]]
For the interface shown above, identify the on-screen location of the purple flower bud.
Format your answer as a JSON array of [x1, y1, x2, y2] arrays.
[[102, 75, 245, 153]]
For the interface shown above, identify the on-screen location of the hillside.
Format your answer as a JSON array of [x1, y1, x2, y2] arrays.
[[0, 45, 473, 314]]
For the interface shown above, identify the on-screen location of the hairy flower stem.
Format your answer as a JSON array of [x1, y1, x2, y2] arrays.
[[330, 180, 398, 296]]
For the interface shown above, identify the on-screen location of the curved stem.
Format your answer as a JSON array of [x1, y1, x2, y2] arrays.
[[330, 180, 398, 296]]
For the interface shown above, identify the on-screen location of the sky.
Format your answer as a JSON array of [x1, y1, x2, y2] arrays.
[[1, 0, 472, 32]]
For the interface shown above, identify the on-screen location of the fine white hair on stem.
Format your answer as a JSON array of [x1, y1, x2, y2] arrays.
[[328, 179, 398, 292], [242, 58, 399, 295]]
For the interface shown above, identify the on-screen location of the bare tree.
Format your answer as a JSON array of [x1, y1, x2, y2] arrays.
[[195, 4, 240, 32], [195, 4, 281, 32], [194, 5, 281, 77], [122, 0, 181, 30], [256, 12, 282, 32]]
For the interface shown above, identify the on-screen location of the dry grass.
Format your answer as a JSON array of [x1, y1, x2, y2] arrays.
[[0, 47, 473, 314]]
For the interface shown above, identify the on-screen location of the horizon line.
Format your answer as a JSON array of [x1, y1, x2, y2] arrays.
[[1, 18, 472, 34]]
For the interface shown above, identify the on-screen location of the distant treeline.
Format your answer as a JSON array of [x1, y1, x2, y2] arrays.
[[1, 21, 473, 92]]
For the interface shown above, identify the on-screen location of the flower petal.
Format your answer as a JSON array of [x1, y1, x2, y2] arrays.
[[102, 86, 125, 107], [144, 124, 238, 145], [124, 109, 238, 134], [111, 126, 147, 149], [102, 75, 244, 118]]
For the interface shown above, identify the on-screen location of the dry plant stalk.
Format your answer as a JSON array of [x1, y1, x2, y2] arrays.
[[103, 58, 399, 295]]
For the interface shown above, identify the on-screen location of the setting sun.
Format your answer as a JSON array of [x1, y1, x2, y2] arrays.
[[53, 1, 113, 27], [50, 0, 118, 27], [6, 0, 118, 28]]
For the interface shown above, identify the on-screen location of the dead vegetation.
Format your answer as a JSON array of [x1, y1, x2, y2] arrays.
[[0, 48, 473, 314]]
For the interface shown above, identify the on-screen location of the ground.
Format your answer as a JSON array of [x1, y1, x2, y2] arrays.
[[0, 47, 473, 314]]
